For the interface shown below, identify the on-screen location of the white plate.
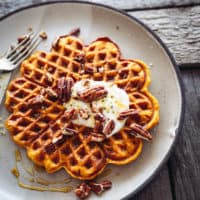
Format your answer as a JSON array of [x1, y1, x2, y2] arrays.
[[0, 2, 184, 200]]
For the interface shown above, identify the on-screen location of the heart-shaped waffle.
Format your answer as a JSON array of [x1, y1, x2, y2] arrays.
[[5, 34, 159, 180]]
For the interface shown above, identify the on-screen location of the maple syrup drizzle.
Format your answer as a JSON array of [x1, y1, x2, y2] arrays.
[[12, 149, 73, 193]]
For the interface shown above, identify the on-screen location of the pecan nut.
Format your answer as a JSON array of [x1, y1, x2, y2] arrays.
[[52, 134, 67, 146], [74, 53, 85, 64], [28, 95, 44, 109], [89, 180, 112, 195], [94, 112, 105, 122], [62, 127, 77, 136], [93, 120, 104, 133], [57, 77, 74, 103], [90, 132, 105, 142], [44, 72, 53, 84], [129, 123, 152, 141], [84, 65, 96, 74], [117, 109, 138, 120], [45, 87, 58, 100], [39, 31, 48, 40], [77, 86, 107, 103], [75, 182, 91, 200], [69, 27, 80, 37], [64, 108, 78, 120], [103, 119, 115, 136]]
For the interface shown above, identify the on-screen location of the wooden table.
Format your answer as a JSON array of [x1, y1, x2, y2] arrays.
[[0, 1, 199, 200]]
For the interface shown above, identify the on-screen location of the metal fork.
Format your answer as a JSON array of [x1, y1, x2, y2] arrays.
[[0, 31, 42, 71]]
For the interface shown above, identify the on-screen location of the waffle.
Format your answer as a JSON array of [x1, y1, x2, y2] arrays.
[[5, 34, 159, 180]]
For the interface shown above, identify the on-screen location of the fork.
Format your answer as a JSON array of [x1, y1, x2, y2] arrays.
[[0, 31, 42, 71]]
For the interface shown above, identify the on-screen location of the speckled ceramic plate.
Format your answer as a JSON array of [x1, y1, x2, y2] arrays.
[[0, 1, 184, 200]]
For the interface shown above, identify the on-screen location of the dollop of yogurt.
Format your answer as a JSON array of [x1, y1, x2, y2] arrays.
[[64, 79, 130, 137]]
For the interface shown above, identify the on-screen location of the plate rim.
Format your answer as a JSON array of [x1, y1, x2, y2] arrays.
[[0, 1, 185, 199]]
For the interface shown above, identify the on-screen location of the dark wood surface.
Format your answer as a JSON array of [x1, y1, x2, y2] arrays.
[[0, 1, 199, 200]]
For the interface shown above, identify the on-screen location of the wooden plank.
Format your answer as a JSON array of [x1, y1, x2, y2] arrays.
[[0, 0, 200, 12], [132, 165, 173, 200], [1, 2, 200, 65], [129, 6, 200, 65], [82, 0, 200, 10], [168, 68, 200, 200]]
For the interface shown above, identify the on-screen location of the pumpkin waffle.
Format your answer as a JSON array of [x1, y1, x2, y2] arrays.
[[5, 34, 159, 180]]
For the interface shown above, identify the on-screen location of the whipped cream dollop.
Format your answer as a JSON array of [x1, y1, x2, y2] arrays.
[[64, 79, 130, 137]]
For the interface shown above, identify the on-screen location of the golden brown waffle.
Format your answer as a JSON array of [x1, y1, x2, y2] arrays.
[[5, 35, 159, 180]]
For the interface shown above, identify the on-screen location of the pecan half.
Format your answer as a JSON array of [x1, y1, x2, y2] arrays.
[[89, 180, 112, 195], [62, 127, 77, 136], [77, 86, 107, 103], [28, 95, 44, 109], [57, 77, 74, 103], [90, 132, 105, 142], [75, 182, 91, 200], [129, 123, 152, 141], [103, 119, 115, 136], [69, 27, 80, 37], [64, 108, 78, 120], [117, 109, 138, 120]]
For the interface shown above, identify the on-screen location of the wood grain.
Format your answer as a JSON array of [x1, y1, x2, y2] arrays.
[[129, 6, 200, 65], [0, 0, 200, 12], [168, 69, 200, 200], [0, 1, 200, 65], [132, 166, 173, 200]]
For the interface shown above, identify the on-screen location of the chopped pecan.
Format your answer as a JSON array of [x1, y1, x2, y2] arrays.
[[94, 120, 104, 133], [117, 109, 138, 120], [75, 182, 91, 200], [74, 53, 85, 64], [129, 123, 152, 141], [90, 132, 105, 142], [69, 27, 80, 37], [77, 86, 107, 103], [45, 87, 58, 100], [28, 95, 44, 109], [52, 134, 67, 146], [57, 77, 74, 103], [52, 135, 63, 144], [79, 109, 90, 120], [94, 112, 105, 122], [39, 31, 48, 40], [44, 72, 53, 83], [83, 80, 90, 87], [52, 37, 60, 50], [103, 119, 115, 136], [62, 127, 77, 136], [84, 65, 96, 74], [89, 180, 112, 195], [64, 108, 78, 120]]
